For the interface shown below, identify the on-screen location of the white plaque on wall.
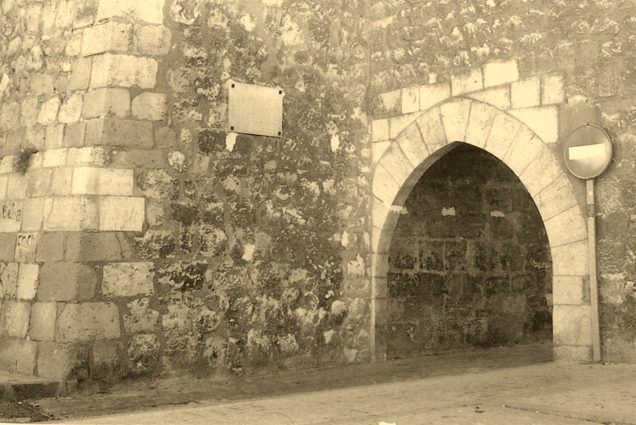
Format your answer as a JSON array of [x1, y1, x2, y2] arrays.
[[227, 80, 284, 138]]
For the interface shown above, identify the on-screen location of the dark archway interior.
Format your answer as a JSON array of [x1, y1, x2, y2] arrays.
[[386, 144, 553, 359]]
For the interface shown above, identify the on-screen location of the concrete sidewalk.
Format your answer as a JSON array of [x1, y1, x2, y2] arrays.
[[54, 362, 636, 425]]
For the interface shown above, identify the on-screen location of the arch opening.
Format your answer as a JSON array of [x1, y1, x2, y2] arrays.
[[385, 144, 553, 359]]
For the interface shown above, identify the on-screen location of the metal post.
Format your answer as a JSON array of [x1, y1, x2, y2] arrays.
[[586, 179, 601, 362]]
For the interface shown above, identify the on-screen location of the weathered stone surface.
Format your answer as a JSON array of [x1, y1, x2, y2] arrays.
[[0, 301, 30, 338], [0, 338, 37, 375], [440, 98, 471, 143], [509, 106, 559, 144], [553, 305, 592, 347], [99, 196, 145, 231], [132, 92, 167, 121], [16, 263, 38, 300], [0, 263, 19, 299], [85, 117, 153, 147], [58, 93, 84, 123], [371, 119, 389, 142], [483, 59, 519, 87], [56, 302, 121, 342], [37, 97, 61, 125], [42, 196, 98, 231], [123, 298, 160, 333], [553, 276, 588, 306], [82, 21, 133, 56], [103, 262, 154, 297], [91, 54, 158, 89], [38, 262, 96, 301], [127, 334, 161, 376], [511, 77, 541, 109], [37, 342, 89, 380], [542, 74, 565, 105], [401, 86, 419, 114], [29, 302, 56, 341], [97, 0, 165, 24], [450, 67, 483, 95], [0, 233, 16, 261], [135, 25, 172, 56], [82, 88, 131, 119], [71, 167, 134, 196], [419, 83, 451, 111]]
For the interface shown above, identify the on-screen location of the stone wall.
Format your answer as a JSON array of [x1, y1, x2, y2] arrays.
[[386, 145, 552, 358], [0, 0, 635, 384], [0, 0, 371, 382]]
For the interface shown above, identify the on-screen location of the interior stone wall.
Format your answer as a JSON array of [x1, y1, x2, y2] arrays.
[[386, 145, 552, 358]]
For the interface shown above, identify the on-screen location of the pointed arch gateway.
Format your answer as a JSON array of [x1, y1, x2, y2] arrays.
[[370, 98, 593, 362]]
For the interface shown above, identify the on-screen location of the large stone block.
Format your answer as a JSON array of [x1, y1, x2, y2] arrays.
[[372, 163, 400, 207], [37, 342, 90, 380], [37, 97, 61, 125], [131, 92, 166, 121], [509, 105, 559, 144], [440, 98, 471, 143], [64, 232, 135, 262], [15, 232, 39, 263], [551, 240, 588, 276], [483, 59, 519, 87], [51, 167, 73, 196], [71, 167, 134, 196], [35, 233, 65, 262], [0, 200, 23, 232], [419, 82, 450, 111], [56, 302, 121, 342], [416, 106, 447, 153], [135, 25, 172, 56], [0, 262, 19, 298], [58, 93, 84, 124], [484, 113, 521, 160], [542, 74, 565, 105], [0, 103, 20, 131], [67, 57, 92, 91], [396, 123, 428, 168], [553, 305, 592, 346], [38, 262, 96, 301], [503, 125, 544, 177], [451, 67, 483, 95], [371, 119, 389, 142], [511, 77, 541, 109], [90, 54, 158, 89], [0, 233, 16, 261], [0, 338, 37, 375], [82, 21, 133, 56], [16, 263, 39, 300], [85, 117, 154, 148], [97, 0, 165, 24], [553, 275, 588, 306], [26, 169, 53, 198], [29, 302, 56, 341], [518, 147, 563, 196], [464, 101, 499, 148], [544, 206, 587, 247], [99, 196, 145, 231], [66, 146, 112, 166], [82, 88, 130, 119], [103, 262, 154, 297], [378, 144, 414, 188], [553, 345, 592, 363], [63, 122, 87, 147], [401, 86, 419, 114], [0, 301, 31, 338], [42, 196, 98, 231]]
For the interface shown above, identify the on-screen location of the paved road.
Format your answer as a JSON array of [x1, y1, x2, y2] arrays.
[[55, 362, 636, 425]]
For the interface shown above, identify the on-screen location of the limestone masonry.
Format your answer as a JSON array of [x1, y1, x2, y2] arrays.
[[0, 0, 634, 385]]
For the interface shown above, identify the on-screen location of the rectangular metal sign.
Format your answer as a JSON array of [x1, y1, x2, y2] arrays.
[[227, 81, 284, 138]]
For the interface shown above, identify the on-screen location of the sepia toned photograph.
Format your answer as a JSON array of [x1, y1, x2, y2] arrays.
[[0, 0, 634, 423]]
